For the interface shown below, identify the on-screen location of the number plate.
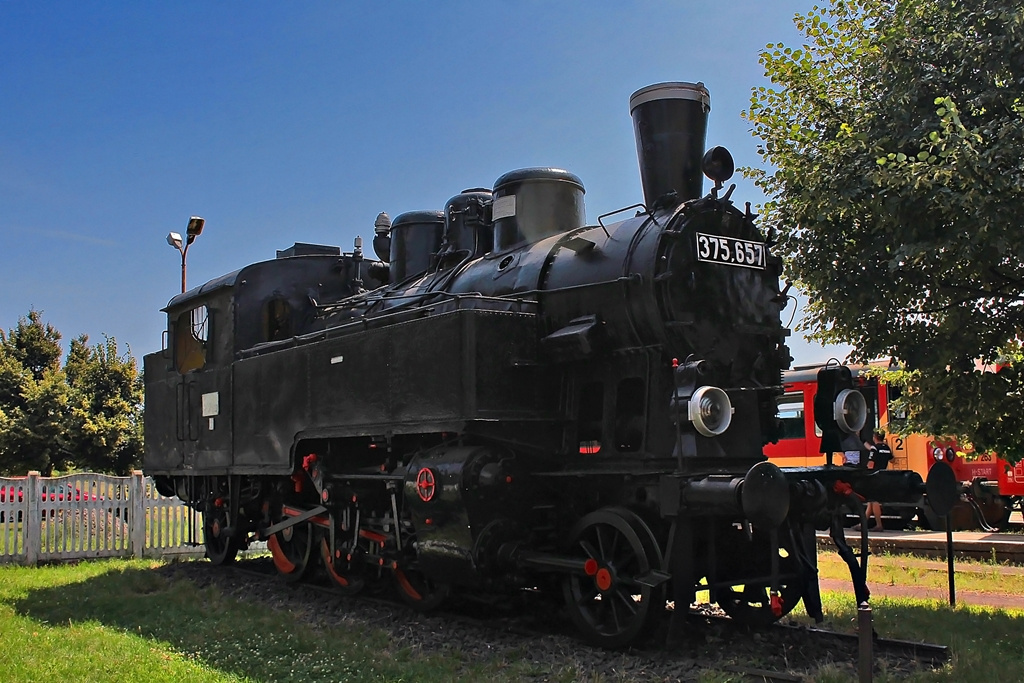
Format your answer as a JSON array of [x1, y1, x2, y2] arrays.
[[695, 232, 766, 269]]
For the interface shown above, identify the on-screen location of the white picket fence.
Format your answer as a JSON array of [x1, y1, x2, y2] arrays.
[[0, 471, 205, 565]]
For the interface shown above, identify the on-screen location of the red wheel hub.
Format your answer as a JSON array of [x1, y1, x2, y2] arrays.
[[595, 567, 613, 592]]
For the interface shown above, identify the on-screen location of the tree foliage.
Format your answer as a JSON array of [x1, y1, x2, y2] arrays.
[[65, 334, 144, 474], [0, 311, 143, 475], [3, 310, 62, 382], [747, 0, 1024, 461]]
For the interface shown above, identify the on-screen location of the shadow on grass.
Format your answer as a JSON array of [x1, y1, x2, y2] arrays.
[[8, 562, 1024, 682], [8, 561, 456, 682]]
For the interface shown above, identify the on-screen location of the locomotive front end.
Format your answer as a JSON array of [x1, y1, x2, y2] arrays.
[[629, 82, 790, 381], [535, 82, 791, 471]]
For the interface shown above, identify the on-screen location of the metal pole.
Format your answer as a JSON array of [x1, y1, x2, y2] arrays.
[[180, 248, 188, 293], [858, 601, 873, 683], [946, 514, 956, 607]]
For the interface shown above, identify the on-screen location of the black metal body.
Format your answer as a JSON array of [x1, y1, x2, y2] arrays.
[[143, 81, 953, 647]]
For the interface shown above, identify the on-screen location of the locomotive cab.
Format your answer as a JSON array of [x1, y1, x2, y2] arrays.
[[144, 245, 373, 481], [145, 283, 235, 479]]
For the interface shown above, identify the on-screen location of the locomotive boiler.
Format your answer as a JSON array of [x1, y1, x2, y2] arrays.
[[144, 81, 956, 647]]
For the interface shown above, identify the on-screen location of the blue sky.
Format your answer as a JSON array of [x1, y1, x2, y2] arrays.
[[1, 1, 852, 367]]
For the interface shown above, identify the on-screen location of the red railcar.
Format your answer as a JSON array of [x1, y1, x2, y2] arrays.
[[765, 363, 1024, 528]]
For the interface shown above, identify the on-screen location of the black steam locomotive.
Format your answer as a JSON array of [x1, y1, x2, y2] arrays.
[[144, 82, 955, 647]]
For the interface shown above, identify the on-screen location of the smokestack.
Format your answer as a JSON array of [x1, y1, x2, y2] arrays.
[[629, 82, 711, 207]]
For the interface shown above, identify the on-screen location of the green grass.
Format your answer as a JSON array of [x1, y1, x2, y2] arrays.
[[773, 552, 1024, 681], [808, 592, 1024, 682], [0, 560, 568, 683], [817, 551, 1024, 595], [697, 550, 1024, 682], [686, 588, 1023, 682], [0, 558, 1022, 682]]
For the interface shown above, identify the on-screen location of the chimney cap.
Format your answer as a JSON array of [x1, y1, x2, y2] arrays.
[[629, 82, 710, 113]]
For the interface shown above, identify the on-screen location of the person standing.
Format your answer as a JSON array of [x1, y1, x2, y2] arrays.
[[863, 431, 894, 530]]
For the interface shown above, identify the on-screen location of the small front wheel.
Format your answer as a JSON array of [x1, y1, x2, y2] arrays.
[[204, 511, 239, 565]]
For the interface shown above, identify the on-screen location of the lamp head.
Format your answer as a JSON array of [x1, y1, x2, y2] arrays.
[[186, 216, 205, 237], [701, 146, 735, 187], [166, 232, 183, 250]]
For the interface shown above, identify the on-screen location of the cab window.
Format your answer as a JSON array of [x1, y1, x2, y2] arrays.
[[885, 383, 907, 427], [777, 392, 806, 440], [263, 297, 292, 342], [860, 385, 881, 436], [174, 305, 209, 373]]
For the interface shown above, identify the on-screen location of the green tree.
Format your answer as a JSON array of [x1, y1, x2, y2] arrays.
[[0, 311, 143, 475], [746, 0, 1024, 461], [3, 368, 74, 476], [65, 334, 144, 474], [0, 344, 30, 470], [2, 309, 62, 381], [0, 311, 70, 475]]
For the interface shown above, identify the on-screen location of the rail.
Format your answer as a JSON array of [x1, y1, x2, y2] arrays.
[[0, 471, 208, 565]]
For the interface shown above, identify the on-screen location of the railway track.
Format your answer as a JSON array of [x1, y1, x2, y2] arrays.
[[167, 556, 950, 681]]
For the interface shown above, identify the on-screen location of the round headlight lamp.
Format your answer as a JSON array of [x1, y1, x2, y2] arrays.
[[688, 386, 733, 437], [833, 388, 867, 434]]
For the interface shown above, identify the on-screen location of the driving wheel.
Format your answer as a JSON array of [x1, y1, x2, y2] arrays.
[[268, 521, 314, 582], [562, 507, 666, 648]]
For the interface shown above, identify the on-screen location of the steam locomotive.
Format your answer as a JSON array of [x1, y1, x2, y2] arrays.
[[144, 81, 956, 647]]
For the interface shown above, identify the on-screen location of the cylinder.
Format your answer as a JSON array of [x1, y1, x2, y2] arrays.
[[629, 82, 711, 207], [443, 188, 493, 261], [492, 168, 585, 252], [389, 210, 444, 282], [680, 476, 743, 516]]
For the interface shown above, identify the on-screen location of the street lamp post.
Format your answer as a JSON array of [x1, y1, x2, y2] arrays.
[[167, 216, 206, 293]]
